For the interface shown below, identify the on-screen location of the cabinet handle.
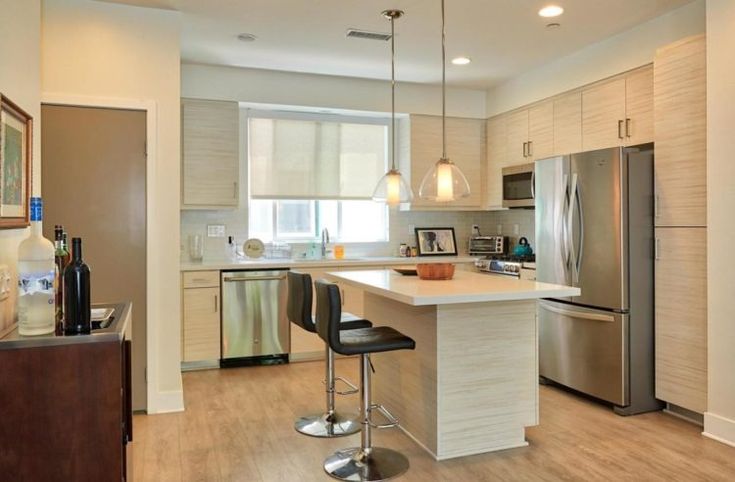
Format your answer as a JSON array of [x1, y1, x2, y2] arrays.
[[214, 294, 218, 312], [654, 238, 660, 260], [522, 142, 528, 158], [617, 120, 624, 140], [625, 118, 631, 138], [654, 194, 659, 218], [233, 181, 238, 199], [528, 140, 533, 158]]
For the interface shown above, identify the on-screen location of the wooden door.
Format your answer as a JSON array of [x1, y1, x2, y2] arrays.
[[582, 78, 626, 151], [505, 109, 530, 166], [182, 287, 221, 362], [485, 115, 507, 209], [654, 227, 707, 413], [182, 98, 239, 208], [625, 66, 654, 146], [528, 101, 554, 160], [653, 35, 707, 227], [553, 91, 582, 155]]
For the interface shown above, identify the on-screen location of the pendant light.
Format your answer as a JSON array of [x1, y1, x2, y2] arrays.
[[372, 9, 414, 206], [418, 0, 471, 202]]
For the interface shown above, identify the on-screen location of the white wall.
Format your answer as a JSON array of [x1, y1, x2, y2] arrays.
[[0, 0, 41, 332], [486, 0, 705, 116], [42, 0, 183, 413], [704, 0, 735, 447], [182, 63, 487, 119]]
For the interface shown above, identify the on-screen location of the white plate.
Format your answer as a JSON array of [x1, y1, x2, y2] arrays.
[[243, 238, 265, 258], [91, 307, 115, 322]]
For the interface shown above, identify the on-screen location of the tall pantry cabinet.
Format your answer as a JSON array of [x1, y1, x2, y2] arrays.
[[653, 34, 707, 414]]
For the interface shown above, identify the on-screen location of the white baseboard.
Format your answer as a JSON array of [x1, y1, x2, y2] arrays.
[[148, 389, 185, 414], [703, 412, 735, 447]]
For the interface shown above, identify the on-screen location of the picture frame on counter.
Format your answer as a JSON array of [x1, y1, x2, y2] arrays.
[[0, 94, 32, 229], [415, 227, 458, 256]]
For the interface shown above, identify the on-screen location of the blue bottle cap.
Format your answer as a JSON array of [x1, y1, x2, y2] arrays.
[[30, 197, 43, 222]]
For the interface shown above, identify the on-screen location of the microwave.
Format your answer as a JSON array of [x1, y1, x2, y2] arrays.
[[502, 162, 535, 208]]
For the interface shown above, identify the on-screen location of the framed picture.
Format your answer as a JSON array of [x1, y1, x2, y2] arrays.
[[0, 94, 32, 229], [415, 227, 458, 256]]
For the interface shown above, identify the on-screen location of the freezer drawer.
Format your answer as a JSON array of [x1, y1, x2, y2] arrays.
[[539, 300, 628, 406], [221, 270, 289, 360]]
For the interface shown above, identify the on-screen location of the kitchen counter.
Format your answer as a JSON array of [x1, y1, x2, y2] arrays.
[[325, 269, 578, 460], [180, 255, 478, 272], [0, 301, 131, 350]]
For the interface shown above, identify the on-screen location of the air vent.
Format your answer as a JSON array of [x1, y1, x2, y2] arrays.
[[346, 29, 392, 41]]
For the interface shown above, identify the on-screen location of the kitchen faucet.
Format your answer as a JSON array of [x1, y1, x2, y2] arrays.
[[321, 228, 330, 258]]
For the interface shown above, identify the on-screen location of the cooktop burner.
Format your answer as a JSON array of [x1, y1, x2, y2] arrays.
[[486, 254, 535, 263]]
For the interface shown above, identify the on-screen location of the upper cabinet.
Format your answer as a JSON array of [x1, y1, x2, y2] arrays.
[[181, 98, 240, 209], [653, 35, 707, 227], [404, 115, 485, 210], [503, 101, 554, 166], [485, 116, 507, 210], [581, 66, 654, 151], [553, 91, 582, 155]]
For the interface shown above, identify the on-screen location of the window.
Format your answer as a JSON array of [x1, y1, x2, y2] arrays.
[[247, 110, 391, 242]]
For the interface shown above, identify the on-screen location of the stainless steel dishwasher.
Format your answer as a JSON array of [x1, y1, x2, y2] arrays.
[[220, 269, 289, 366]]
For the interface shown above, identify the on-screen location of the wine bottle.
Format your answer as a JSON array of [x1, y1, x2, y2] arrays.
[[63, 238, 91, 335], [17, 198, 56, 336], [54, 225, 70, 335]]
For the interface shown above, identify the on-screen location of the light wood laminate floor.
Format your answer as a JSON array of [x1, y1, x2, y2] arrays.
[[133, 360, 735, 481]]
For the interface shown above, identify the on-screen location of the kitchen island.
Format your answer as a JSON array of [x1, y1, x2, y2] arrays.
[[326, 269, 579, 460]]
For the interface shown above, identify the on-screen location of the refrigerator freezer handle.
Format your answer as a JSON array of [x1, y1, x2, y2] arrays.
[[574, 180, 584, 282]]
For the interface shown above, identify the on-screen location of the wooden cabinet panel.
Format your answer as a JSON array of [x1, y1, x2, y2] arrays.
[[182, 287, 221, 362], [625, 66, 654, 146], [485, 115, 506, 209], [182, 98, 239, 208], [182, 270, 220, 288], [408, 115, 485, 209], [654, 227, 707, 413], [553, 91, 582, 155], [528, 101, 554, 160], [582, 78, 626, 151], [505, 109, 530, 166], [654, 35, 706, 227]]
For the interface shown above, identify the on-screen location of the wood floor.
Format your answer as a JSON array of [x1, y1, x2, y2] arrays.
[[133, 360, 735, 481]]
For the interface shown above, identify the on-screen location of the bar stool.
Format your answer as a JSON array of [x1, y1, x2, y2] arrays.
[[315, 280, 416, 482], [287, 271, 372, 438]]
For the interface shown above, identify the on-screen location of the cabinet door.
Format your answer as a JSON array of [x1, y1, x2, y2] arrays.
[[182, 287, 221, 362], [505, 109, 530, 166], [182, 99, 239, 208], [624, 66, 654, 146], [409, 115, 484, 209], [528, 101, 554, 160], [582, 78, 626, 151], [485, 115, 507, 209], [654, 227, 707, 413], [553, 91, 582, 155], [653, 35, 706, 227]]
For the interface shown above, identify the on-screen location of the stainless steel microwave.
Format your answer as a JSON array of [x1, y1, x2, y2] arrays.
[[502, 163, 535, 208]]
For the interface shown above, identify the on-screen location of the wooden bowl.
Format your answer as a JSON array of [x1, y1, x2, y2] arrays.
[[416, 263, 455, 280]]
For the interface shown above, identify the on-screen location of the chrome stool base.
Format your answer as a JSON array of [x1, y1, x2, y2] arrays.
[[324, 447, 409, 482], [294, 411, 361, 438]]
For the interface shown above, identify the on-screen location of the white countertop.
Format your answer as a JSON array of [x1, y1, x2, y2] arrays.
[[326, 269, 580, 306], [181, 256, 478, 272]]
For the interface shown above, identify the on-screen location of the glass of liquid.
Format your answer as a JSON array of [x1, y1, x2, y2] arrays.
[[334, 245, 345, 260], [188, 235, 204, 261]]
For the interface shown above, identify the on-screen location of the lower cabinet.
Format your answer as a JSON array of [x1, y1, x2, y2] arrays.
[[654, 227, 707, 413], [182, 271, 221, 363]]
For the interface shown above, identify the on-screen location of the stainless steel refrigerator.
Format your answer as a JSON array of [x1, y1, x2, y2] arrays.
[[535, 144, 661, 415]]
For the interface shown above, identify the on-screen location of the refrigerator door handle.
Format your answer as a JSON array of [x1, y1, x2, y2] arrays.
[[574, 180, 584, 282], [560, 173, 570, 268], [539, 301, 616, 323], [567, 173, 578, 281]]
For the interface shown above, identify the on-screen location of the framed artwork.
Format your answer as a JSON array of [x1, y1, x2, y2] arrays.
[[0, 94, 32, 229], [415, 227, 458, 256]]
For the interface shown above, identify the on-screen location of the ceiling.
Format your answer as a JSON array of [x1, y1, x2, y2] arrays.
[[98, 0, 695, 89]]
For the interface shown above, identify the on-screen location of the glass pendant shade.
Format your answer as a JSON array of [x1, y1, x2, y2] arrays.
[[372, 168, 413, 206], [418, 158, 471, 202]]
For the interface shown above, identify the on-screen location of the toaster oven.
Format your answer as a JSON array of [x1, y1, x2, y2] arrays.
[[468, 236, 509, 256]]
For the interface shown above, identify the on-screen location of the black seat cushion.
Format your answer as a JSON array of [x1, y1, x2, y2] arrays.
[[334, 326, 416, 356], [338, 313, 372, 331]]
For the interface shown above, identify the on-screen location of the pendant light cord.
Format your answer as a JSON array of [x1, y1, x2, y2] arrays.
[[391, 14, 397, 171], [441, 0, 447, 160]]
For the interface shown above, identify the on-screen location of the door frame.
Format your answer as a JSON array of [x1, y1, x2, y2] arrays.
[[41, 93, 157, 412]]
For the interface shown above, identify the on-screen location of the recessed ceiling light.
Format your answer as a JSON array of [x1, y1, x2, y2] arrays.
[[538, 5, 564, 18], [451, 56, 471, 65], [237, 33, 257, 42]]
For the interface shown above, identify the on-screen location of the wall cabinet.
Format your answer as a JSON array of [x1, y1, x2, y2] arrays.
[[654, 227, 707, 413], [182, 271, 221, 363], [403, 115, 485, 210], [503, 101, 554, 165], [485, 116, 507, 209], [553, 91, 582, 155], [653, 35, 707, 227], [181, 98, 239, 209]]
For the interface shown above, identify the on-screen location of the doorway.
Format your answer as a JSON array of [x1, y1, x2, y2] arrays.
[[41, 104, 148, 411]]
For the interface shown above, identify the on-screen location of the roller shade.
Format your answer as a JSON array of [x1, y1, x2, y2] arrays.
[[249, 117, 388, 200]]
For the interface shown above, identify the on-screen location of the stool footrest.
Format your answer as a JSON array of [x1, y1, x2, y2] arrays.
[[368, 403, 399, 429], [334, 376, 359, 396]]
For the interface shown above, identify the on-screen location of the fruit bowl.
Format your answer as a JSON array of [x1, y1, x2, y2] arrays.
[[416, 263, 455, 280]]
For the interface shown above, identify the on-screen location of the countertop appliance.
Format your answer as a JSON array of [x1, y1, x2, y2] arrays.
[[468, 235, 508, 256], [535, 144, 660, 415], [502, 163, 535, 208], [221, 269, 290, 366], [475, 254, 535, 278]]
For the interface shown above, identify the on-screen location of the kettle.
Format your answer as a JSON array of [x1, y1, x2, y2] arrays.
[[513, 237, 533, 257]]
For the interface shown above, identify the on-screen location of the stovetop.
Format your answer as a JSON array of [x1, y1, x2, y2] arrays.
[[485, 254, 535, 263]]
